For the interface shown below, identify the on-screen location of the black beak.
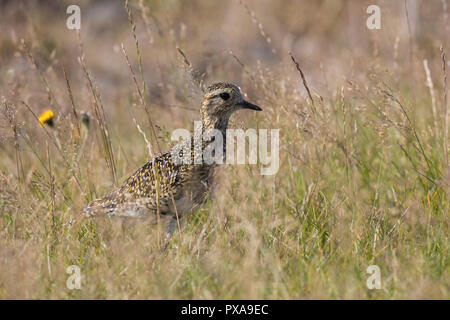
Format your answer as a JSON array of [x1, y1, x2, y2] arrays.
[[240, 100, 262, 111]]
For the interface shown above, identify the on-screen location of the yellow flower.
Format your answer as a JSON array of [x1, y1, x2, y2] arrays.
[[38, 110, 55, 127]]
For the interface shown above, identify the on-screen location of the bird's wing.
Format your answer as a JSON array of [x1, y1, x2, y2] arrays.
[[82, 152, 188, 217]]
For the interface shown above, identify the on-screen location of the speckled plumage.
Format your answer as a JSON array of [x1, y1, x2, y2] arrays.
[[82, 82, 261, 238]]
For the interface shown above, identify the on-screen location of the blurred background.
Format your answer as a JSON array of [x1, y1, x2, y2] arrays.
[[0, 0, 445, 118]]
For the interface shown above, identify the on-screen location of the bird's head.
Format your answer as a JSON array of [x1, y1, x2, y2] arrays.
[[201, 83, 261, 127]]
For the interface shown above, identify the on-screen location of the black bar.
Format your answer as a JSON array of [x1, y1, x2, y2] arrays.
[[0, 300, 446, 318]]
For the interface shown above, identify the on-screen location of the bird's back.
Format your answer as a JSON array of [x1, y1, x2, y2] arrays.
[[82, 138, 215, 219]]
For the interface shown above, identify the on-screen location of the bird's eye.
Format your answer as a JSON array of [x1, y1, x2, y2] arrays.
[[220, 92, 230, 100]]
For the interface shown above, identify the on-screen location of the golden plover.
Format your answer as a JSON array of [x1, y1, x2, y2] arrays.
[[83, 82, 261, 240]]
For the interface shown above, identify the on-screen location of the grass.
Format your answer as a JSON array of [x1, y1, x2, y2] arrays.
[[0, 0, 448, 299]]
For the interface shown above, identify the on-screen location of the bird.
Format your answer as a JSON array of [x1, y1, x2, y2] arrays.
[[82, 82, 262, 242]]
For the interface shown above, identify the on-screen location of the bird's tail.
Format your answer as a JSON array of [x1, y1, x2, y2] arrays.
[[82, 195, 118, 217]]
